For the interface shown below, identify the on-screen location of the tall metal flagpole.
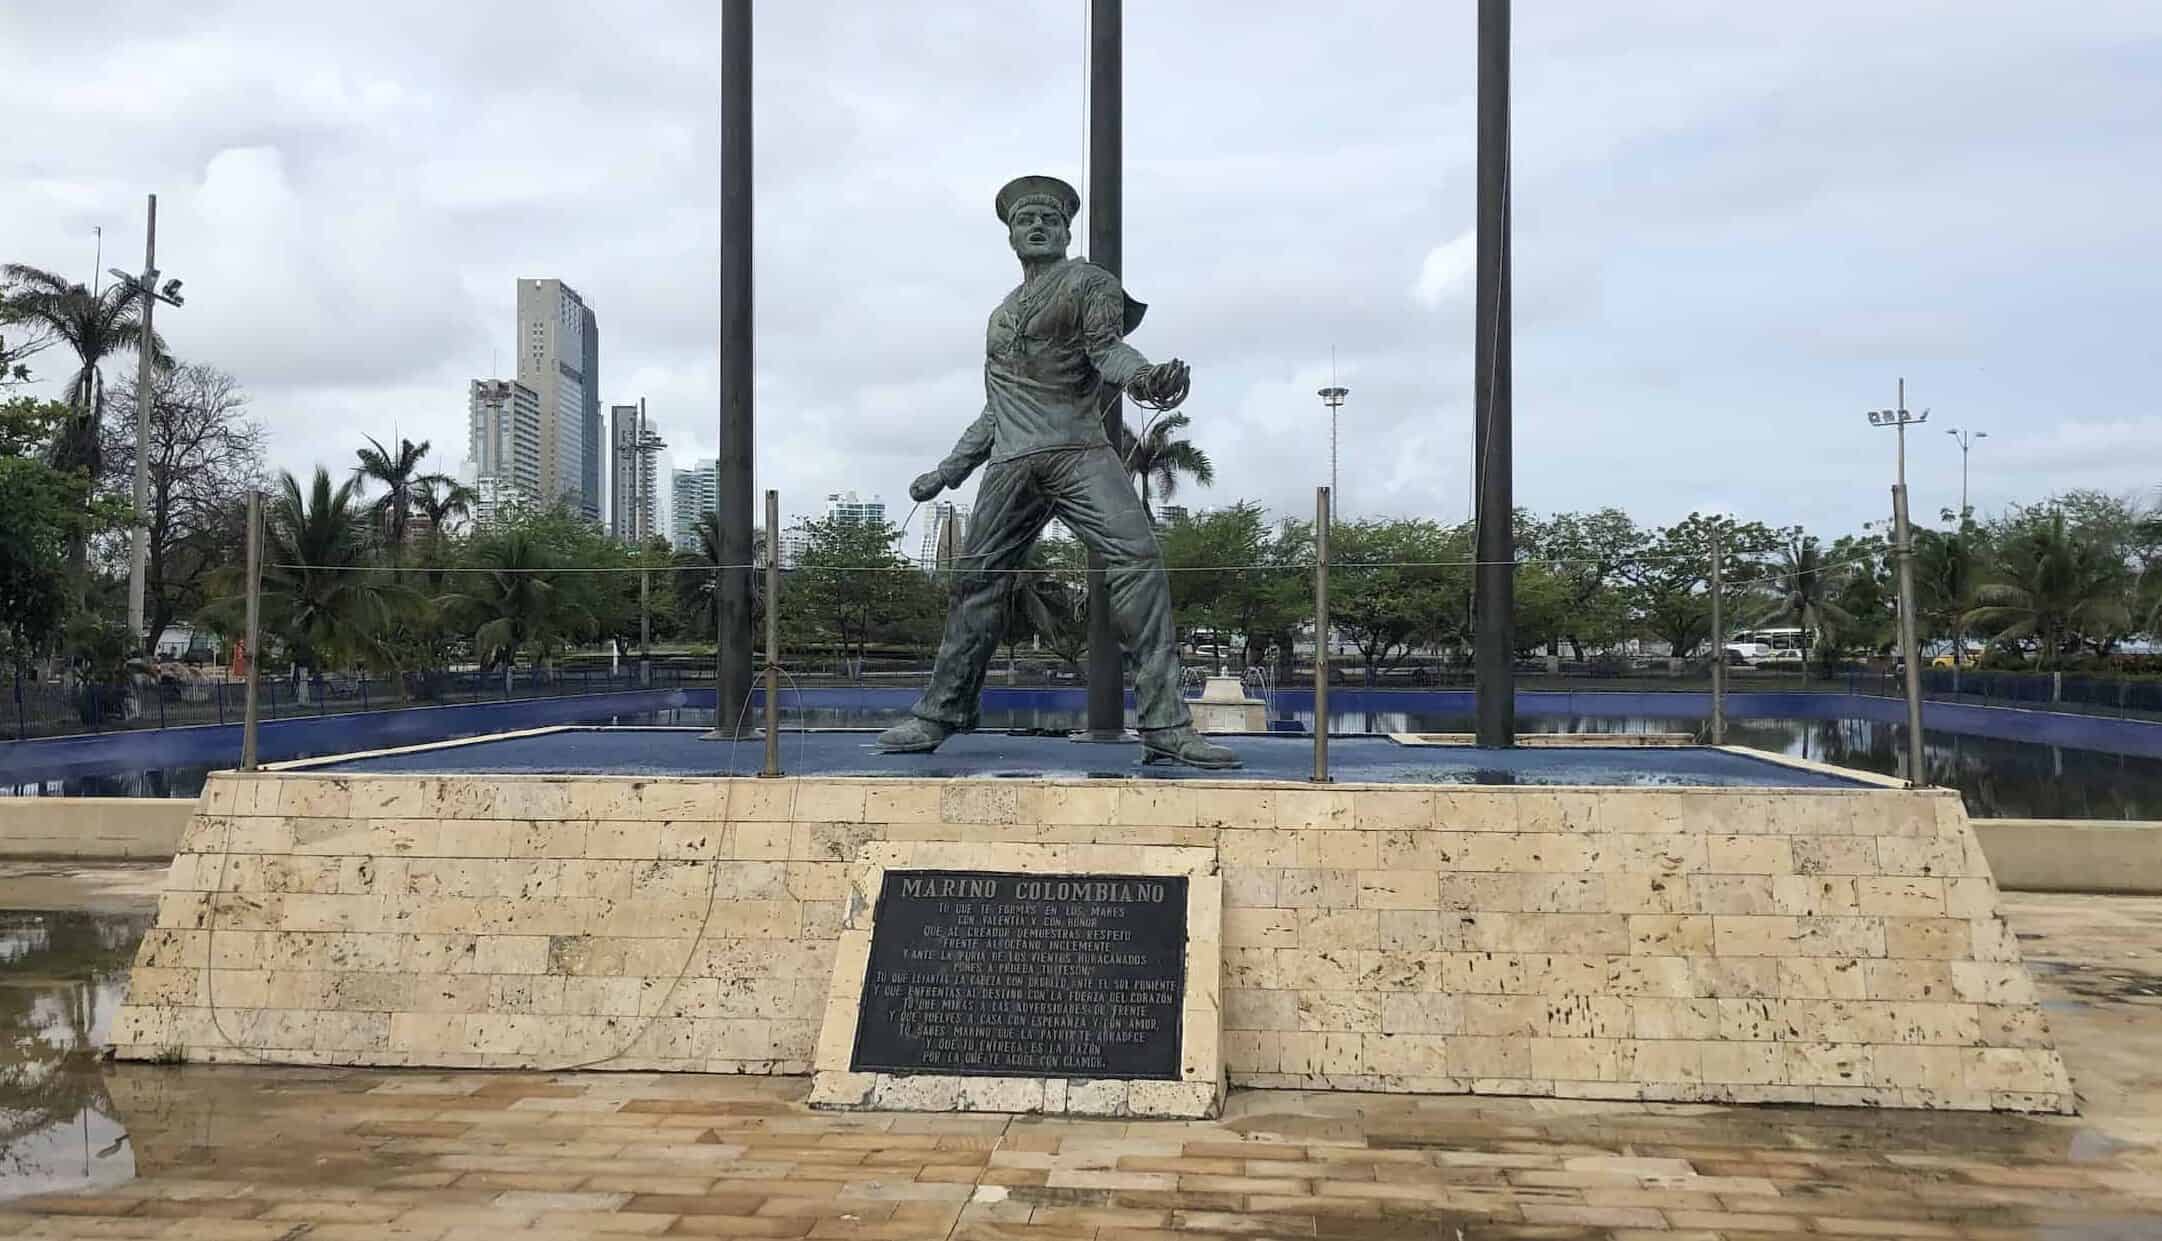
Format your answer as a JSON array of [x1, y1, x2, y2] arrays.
[[714, 0, 756, 736], [1473, 0, 1515, 747], [1082, 0, 1126, 741]]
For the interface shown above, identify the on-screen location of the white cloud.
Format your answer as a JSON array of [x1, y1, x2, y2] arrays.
[[1412, 230, 1477, 309], [4, 0, 2159, 544]]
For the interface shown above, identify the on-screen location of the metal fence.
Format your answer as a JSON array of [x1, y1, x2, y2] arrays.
[[1, 662, 697, 741], [1847, 667, 2162, 722]]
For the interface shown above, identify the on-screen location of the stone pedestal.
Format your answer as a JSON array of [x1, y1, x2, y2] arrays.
[[111, 763, 2076, 1114], [1189, 675, 1266, 734]]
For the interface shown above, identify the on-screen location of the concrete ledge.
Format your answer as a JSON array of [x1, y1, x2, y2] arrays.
[[0, 797, 196, 859], [1974, 819, 2162, 895]]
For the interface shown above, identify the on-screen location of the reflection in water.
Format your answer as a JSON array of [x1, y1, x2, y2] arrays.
[[0, 910, 150, 1198]]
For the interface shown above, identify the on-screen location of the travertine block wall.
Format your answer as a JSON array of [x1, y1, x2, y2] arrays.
[[111, 770, 2073, 1113]]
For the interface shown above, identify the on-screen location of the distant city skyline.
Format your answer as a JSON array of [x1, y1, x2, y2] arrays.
[[514, 277, 600, 521]]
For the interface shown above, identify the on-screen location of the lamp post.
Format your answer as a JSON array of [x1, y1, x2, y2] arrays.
[[1316, 386, 1347, 515], [1945, 427, 1987, 523], [1867, 379, 1928, 787], [110, 193, 185, 652]]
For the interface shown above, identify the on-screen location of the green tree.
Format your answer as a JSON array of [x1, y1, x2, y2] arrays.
[[0, 266, 169, 569], [354, 435, 454, 550], [1159, 502, 1307, 671], [1965, 510, 2132, 666], [1755, 535, 1856, 674], [452, 527, 589, 690], [202, 468, 404, 693], [1330, 518, 1472, 686], [1914, 521, 1983, 664], [1621, 514, 1778, 660], [785, 516, 933, 676], [100, 363, 265, 654], [671, 512, 770, 650], [413, 477, 476, 546], [1116, 412, 1214, 519], [1521, 508, 1640, 658], [993, 536, 1088, 675], [0, 401, 92, 691]]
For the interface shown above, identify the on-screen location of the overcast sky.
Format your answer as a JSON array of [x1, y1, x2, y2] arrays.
[[6, 1, 2159, 549]]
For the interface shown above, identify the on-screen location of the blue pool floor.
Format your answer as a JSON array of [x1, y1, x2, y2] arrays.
[[306, 728, 1868, 788]]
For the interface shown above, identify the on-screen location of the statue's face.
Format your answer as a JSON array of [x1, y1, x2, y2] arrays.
[[1007, 202, 1070, 261]]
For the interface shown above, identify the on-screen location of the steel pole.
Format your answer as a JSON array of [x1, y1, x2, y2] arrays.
[[1892, 380, 1927, 786], [1473, 0, 1515, 747], [241, 490, 262, 771], [128, 194, 157, 649], [761, 488, 781, 778], [1709, 524, 1725, 746], [638, 397, 652, 685], [1312, 487, 1331, 783], [714, 0, 756, 737], [1082, 0, 1126, 741]]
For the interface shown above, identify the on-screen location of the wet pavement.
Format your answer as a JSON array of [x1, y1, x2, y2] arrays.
[[1, 867, 2159, 1237]]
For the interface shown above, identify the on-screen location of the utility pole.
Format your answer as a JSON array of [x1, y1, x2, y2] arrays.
[[1082, 0, 1127, 741], [1868, 379, 1928, 787], [1317, 385, 1348, 516], [1946, 426, 1987, 523], [1472, 0, 1515, 748], [116, 194, 184, 652], [713, 0, 756, 735], [241, 490, 262, 771]]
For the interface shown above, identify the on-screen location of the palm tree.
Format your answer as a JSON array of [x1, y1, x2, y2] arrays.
[[1756, 536, 1853, 674], [1914, 525, 1980, 666], [1115, 412, 1214, 519], [197, 469, 403, 697], [353, 436, 454, 549], [451, 530, 584, 691], [0, 265, 168, 569], [1965, 512, 2131, 667], [412, 477, 476, 544], [671, 511, 767, 643]]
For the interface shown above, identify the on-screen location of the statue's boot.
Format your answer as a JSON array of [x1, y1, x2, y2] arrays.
[[1140, 726, 1242, 770], [875, 717, 954, 754]]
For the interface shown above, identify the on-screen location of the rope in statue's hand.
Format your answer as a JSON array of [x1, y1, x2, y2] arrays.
[[1120, 358, 1192, 472], [1126, 358, 1191, 413]]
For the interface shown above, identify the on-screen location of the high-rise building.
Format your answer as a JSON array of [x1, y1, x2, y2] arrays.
[[918, 501, 969, 569], [465, 378, 543, 526], [778, 525, 812, 568], [824, 491, 885, 526], [1152, 504, 1190, 534], [516, 278, 600, 521], [609, 404, 665, 543], [670, 459, 720, 551]]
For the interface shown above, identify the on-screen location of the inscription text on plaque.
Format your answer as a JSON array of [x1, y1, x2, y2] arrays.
[[851, 870, 1188, 1080]]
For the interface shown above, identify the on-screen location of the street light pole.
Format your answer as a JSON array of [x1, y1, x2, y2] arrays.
[[1868, 378, 1928, 787], [117, 194, 184, 652], [1945, 427, 1987, 523], [1317, 386, 1347, 515]]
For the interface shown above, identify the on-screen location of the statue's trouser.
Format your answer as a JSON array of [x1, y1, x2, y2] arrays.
[[911, 446, 1192, 734]]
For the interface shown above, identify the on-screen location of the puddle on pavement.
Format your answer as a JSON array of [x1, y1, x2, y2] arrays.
[[2028, 957, 2162, 1003], [0, 909, 151, 1199]]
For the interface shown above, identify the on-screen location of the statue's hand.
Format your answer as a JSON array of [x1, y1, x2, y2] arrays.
[[1130, 358, 1191, 407], [909, 469, 948, 503]]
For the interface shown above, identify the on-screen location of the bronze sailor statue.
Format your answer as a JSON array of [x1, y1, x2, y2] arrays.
[[876, 174, 1237, 769]]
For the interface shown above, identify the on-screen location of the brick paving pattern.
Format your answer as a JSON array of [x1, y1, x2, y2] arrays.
[[8, 894, 2158, 1238]]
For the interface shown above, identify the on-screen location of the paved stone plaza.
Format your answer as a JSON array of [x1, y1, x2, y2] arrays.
[[7, 892, 2157, 1238]]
